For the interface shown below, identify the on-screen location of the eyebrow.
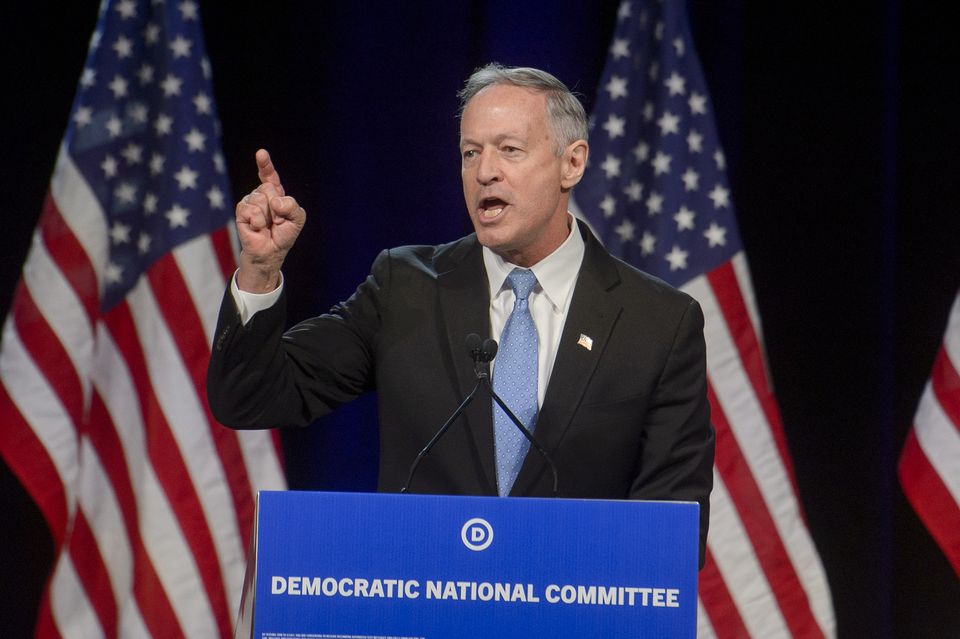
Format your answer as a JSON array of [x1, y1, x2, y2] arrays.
[[459, 133, 527, 149]]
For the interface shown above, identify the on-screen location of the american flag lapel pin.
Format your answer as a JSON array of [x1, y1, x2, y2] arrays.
[[577, 334, 593, 351]]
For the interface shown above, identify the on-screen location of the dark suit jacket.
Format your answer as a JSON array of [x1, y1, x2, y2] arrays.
[[207, 221, 714, 564]]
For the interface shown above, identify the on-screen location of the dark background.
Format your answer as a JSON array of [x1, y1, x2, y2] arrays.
[[3, 1, 958, 637]]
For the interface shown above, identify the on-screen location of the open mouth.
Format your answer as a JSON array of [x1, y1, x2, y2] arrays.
[[478, 197, 508, 219]]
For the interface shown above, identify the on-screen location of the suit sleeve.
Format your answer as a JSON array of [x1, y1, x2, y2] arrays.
[[629, 297, 715, 568], [206, 250, 391, 430]]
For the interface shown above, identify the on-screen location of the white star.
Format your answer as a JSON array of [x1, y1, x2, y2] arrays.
[[623, 180, 643, 202], [137, 63, 154, 85], [105, 115, 123, 138], [633, 141, 650, 162], [673, 37, 686, 57], [179, 0, 199, 20], [129, 241, 151, 266], [654, 21, 664, 42], [144, 23, 161, 45], [714, 150, 727, 170], [115, 0, 137, 19], [643, 101, 655, 122], [688, 92, 707, 115], [101, 155, 118, 178], [115, 183, 137, 204], [648, 61, 659, 82], [169, 35, 192, 59], [80, 68, 96, 87], [120, 143, 142, 164], [193, 92, 212, 115], [682, 168, 700, 191], [105, 262, 123, 284], [143, 192, 158, 214], [602, 114, 626, 139], [674, 206, 696, 231], [108, 74, 128, 99], [656, 111, 680, 136], [645, 191, 664, 216], [173, 165, 199, 190], [201, 57, 212, 79], [128, 102, 148, 123], [686, 130, 703, 153], [183, 128, 207, 152], [610, 38, 630, 60], [640, 231, 656, 256], [600, 154, 622, 179], [708, 184, 731, 208], [150, 153, 165, 175], [207, 186, 226, 209], [166, 203, 190, 228], [605, 75, 628, 100], [73, 106, 93, 127], [90, 30, 102, 51], [110, 221, 132, 244], [614, 219, 636, 243], [137, 232, 152, 255], [113, 35, 134, 59], [599, 194, 616, 218], [161, 73, 183, 97], [651, 151, 672, 175], [617, 1, 631, 21], [665, 245, 689, 271], [154, 113, 173, 136], [704, 222, 728, 247], [664, 72, 686, 96], [213, 152, 226, 173]]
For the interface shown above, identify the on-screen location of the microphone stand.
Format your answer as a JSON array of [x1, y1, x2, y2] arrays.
[[399, 379, 483, 494], [483, 379, 560, 498], [400, 335, 560, 497]]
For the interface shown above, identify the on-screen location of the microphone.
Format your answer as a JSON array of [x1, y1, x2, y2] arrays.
[[466, 333, 497, 380], [399, 334, 490, 493]]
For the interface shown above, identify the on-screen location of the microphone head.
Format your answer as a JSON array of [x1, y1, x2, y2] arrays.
[[465, 333, 483, 361], [481, 338, 498, 362]]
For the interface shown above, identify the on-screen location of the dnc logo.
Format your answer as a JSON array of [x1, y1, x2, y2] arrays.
[[460, 518, 494, 551]]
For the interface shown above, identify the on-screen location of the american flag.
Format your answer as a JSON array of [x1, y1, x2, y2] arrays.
[[572, 2, 836, 636], [899, 290, 960, 577], [0, 1, 285, 636]]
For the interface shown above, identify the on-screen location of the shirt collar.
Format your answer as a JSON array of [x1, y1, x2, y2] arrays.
[[482, 214, 585, 313]]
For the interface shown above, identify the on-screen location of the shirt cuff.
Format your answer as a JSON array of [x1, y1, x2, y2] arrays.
[[230, 270, 284, 325]]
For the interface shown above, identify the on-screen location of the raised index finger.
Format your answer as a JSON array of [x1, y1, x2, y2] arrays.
[[255, 148, 283, 189]]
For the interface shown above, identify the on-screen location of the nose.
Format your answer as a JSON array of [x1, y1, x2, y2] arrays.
[[476, 150, 502, 185]]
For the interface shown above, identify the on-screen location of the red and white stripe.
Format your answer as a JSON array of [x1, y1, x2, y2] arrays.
[[0, 147, 286, 637], [899, 291, 960, 576], [684, 252, 836, 638]]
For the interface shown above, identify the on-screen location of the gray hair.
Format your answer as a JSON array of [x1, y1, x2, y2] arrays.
[[457, 63, 588, 155]]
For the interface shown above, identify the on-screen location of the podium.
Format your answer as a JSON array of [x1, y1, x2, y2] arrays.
[[236, 491, 698, 638]]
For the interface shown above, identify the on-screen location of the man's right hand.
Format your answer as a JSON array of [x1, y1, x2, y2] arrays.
[[234, 149, 306, 293]]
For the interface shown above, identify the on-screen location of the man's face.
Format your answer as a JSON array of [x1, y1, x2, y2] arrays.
[[459, 84, 585, 267]]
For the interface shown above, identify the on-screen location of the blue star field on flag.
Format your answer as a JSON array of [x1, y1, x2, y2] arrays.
[[576, 0, 742, 289], [65, 0, 232, 311]]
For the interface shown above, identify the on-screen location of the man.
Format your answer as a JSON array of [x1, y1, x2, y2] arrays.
[[207, 64, 714, 564]]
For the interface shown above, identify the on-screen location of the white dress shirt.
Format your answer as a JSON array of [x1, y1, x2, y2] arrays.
[[231, 214, 586, 408], [482, 215, 585, 407]]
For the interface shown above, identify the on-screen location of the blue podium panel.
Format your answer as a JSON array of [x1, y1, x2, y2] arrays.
[[249, 491, 698, 639]]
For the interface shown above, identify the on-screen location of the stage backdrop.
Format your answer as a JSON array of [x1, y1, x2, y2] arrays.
[[2, 1, 958, 638]]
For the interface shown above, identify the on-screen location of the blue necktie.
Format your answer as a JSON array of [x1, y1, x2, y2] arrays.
[[493, 268, 539, 496]]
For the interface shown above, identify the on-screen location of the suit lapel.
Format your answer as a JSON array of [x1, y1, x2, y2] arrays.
[[512, 223, 623, 495], [435, 235, 498, 493]]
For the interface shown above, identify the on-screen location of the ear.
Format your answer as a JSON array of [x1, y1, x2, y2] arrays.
[[560, 140, 589, 189]]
